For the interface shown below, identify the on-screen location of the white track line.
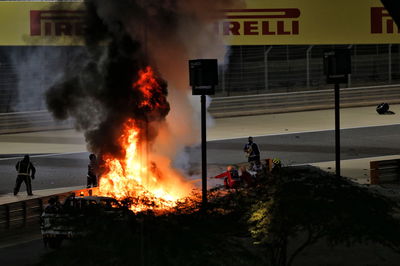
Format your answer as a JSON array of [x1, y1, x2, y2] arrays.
[[0, 151, 87, 161], [290, 154, 400, 166]]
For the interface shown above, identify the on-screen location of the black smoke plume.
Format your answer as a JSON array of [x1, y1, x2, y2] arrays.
[[46, 0, 243, 159]]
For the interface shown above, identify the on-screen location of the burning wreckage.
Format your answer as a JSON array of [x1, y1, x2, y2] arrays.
[[42, 64, 194, 247], [41, 64, 189, 248], [42, 62, 193, 246], [44, 0, 245, 218]]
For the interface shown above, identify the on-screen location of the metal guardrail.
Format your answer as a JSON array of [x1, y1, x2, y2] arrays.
[[209, 84, 400, 118], [0, 188, 97, 232], [0, 85, 399, 133], [0, 111, 73, 134], [370, 159, 400, 185]]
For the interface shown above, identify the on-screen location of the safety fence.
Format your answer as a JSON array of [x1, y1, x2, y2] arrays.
[[219, 44, 400, 96], [0, 187, 97, 233], [1, 44, 400, 112]]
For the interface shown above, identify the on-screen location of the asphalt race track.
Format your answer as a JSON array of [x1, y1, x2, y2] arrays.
[[0, 124, 399, 195], [0, 153, 89, 195], [204, 124, 400, 165]]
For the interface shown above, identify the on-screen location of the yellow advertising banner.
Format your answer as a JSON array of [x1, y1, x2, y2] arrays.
[[0, 2, 85, 46], [223, 0, 400, 45], [0, 0, 399, 46]]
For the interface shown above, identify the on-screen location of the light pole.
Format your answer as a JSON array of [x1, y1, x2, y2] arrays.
[[323, 49, 351, 178], [189, 59, 218, 208]]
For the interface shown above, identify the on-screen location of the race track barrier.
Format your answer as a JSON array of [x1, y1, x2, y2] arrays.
[[370, 159, 400, 185], [0, 84, 400, 133], [0, 187, 98, 233], [0, 110, 73, 134], [209, 84, 400, 118]]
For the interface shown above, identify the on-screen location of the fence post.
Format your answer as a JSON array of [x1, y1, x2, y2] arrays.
[[22, 201, 27, 225], [389, 44, 392, 84], [221, 66, 225, 95], [264, 46, 273, 92], [5, 205, 10, 229], [240, 46, 243, 83], [306, 45, 314, 88], [347, 45, 353, 88], [38, 198, 43, 213]]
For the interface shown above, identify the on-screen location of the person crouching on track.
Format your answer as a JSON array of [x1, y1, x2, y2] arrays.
[[214, 165, 241, 189], [87, 153, 99, 188], [14, 155, 36, 196]]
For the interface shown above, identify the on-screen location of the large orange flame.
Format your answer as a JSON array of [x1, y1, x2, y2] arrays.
[[98, 66, 192, 213], [135, 66, 161, 108]]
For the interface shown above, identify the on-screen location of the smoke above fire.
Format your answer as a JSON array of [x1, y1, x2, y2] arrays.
[[46, 0, 244, 205], [47, 0, 243, 157]]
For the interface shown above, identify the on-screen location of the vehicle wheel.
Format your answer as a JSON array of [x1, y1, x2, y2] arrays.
[[47, 237, 63, 249]]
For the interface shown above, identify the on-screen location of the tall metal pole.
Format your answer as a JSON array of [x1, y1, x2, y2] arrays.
[[334, 83, 341, 178], [201, 94, 207, 207], [306, 45, 314, 88], [347, 45, 353, 88], [389, 44, 392, 84], [221, 66, 226, 96], [264, 46, 273, 92]]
